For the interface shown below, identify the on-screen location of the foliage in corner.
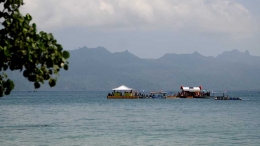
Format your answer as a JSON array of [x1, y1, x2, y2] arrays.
[[0, 0, 70, 97]]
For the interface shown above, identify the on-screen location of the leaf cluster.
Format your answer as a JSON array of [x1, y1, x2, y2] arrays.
[[0, 0, 70, 97]]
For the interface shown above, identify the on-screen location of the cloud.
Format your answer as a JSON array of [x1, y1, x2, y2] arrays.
[[21, 0, 255, 37]]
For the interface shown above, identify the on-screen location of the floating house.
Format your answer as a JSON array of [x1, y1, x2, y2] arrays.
[[177, 86, 211, 98]]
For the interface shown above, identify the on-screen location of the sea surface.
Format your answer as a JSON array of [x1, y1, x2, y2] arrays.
[[0, 91, 260, 146]]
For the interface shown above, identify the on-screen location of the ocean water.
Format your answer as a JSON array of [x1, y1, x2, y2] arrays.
[[0, 91, 260, 146]]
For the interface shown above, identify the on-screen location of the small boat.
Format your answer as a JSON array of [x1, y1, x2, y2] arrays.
[[213, 91, 241, 100], [215, 97, 241, 100], [149, 92, 167, 99]]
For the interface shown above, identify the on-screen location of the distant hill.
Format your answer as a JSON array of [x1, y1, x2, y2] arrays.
[[9, 46, 260, 92]]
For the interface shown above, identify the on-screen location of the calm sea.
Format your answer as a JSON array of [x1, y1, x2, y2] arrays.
[[0, 91, 260, 146]]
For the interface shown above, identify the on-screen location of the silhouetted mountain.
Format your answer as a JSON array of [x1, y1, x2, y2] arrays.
[[9, 47, 260, 92], [216, 49, 260, 66]]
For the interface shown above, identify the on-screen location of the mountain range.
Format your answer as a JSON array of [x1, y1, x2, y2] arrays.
[[10, 46, 260, 92]]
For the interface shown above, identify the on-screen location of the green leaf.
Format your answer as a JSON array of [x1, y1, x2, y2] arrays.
[[38, 76, 44, 84], [3, 79, 15, 90], [34, 82, 40, 89], [23, 70, 29, 77], [62, 51, 70, 59], [9, 80, 14, 90], [4, 47, 10, 56], [32, 23, 36, 29], [4, 90, 11, 95], [48, 33, 54, 40], [53, 65, 59, 69], [23, 28, 28, 33], [64, 64, 68, 70], [35, 68, 43, 76], [3, 73, 8, 78], [49, 78, 56, 87], [54, 68, 60, 74], [28, 75, 36, 82], [25, 13, 32, 21]]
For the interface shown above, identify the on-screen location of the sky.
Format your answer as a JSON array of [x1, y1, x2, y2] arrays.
[[20, 0, 260, 58]]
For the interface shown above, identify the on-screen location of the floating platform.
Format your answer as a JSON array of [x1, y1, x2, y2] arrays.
[[166, 96, 178, 98], [107, 96, 139, 99]]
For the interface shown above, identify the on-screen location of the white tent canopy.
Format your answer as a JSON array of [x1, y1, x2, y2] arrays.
[[182, 87, 201, 92], [112, 85, 133, 91]]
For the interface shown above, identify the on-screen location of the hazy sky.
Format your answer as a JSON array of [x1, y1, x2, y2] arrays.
[[21, 0, 260, 58]]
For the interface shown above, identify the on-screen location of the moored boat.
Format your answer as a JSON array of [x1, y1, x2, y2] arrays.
[[149, 92, 167, 99], [212, 91, 242, 100], [215, 97, 241, 100]]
